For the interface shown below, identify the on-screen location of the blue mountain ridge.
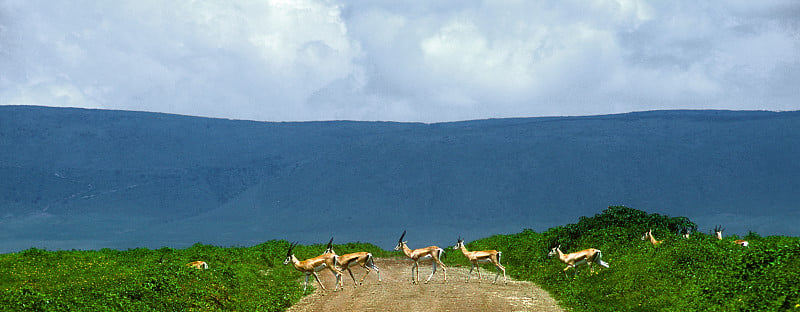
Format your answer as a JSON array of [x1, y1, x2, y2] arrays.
[[1, 106, 798, 252]]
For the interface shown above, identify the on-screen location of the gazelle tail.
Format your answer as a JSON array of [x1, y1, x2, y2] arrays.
[[596, 250, 610, 268]]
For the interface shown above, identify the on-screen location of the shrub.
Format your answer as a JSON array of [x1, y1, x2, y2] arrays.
[[0, 240, 329, 311], [462, 206, 799, 311], [2, 207, 796, 311]]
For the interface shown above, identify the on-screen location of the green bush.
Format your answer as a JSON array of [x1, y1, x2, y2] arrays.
[[453, 206, 800, 311], [2, 207, 797, 311], [0, 240, 351, 311]]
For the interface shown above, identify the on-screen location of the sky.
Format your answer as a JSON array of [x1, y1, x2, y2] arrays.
[[1, 0, 798, 122]]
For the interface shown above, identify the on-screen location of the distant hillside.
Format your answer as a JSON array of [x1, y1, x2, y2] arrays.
[[1, 106, 798, 252]]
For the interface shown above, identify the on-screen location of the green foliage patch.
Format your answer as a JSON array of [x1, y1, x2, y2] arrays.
[[446, 206, 800, 311], [2, 207, 798, 311], [0, 241, 390, 311]]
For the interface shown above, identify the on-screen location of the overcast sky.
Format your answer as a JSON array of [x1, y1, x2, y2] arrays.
[[1, 0, 798, 122]]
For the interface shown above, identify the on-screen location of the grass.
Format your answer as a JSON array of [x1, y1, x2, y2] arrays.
[[0, 241, 391, 311], [2, 206, 798, 311], [449, 206, 800, 311]]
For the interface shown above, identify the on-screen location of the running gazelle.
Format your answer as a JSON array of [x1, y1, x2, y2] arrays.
[[641, 229, 664, 245], [323, 237, 382, 287], [453, 237, 506, 284], [548, 244, 609, 277], [283, 242, 344, 293], [394, 230, 447, 284]]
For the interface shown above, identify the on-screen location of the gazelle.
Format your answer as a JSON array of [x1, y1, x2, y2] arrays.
[[394, 230, 447, 284], [548, 244, 609, 277], [641, 229, 664, 245], [185, 261, 208, 269], [453, 237, 506, 284], [283, 242, 344, 293], [714, 225, 749, 247], [323, 237, 382, 287]]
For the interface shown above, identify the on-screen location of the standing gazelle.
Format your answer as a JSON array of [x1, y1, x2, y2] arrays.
[[548, 244, 609, 277], [453, 237, 506, 284], [283, 242, 344, 293], [641, 229, 664, 245], [394, 230, 447, 284], [323, 237, 382, 287]]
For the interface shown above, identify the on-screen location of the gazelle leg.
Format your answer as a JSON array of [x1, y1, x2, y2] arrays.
[[347, 267, 358, 287], [417, 262, 422, 284], [439, 260, 447, 283], [370, 263, 382, 283], [358, 266, 369, 285], [476, 263, 481, 283], [425, 261, 436, 284], [466, 264, 475, 282], [417, 261, 422, 284], [411, 262, 418, 284], [494, 263, 506, 284], [330, 269, 343, 291], [431, 258, 447, 283], [311, 272, 326, 291]]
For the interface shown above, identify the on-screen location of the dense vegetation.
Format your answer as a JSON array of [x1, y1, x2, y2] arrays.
[[2, 206, 798, 311], [0, 241, 392, 311], [450, 206, 800, 311]]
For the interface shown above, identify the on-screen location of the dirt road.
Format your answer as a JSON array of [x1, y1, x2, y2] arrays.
[[286, 258, 564, 312]]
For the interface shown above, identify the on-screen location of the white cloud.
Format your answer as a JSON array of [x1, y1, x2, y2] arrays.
[[1, 0, 362, 121], [1, 0, 798, 122]]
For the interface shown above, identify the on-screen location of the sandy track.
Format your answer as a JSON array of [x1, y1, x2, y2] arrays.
[[285, 258, 564, 312]]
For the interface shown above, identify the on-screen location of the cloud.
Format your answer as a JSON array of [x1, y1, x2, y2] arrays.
[[1, 0, 798, 122], [1, 0, 362, 121]]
